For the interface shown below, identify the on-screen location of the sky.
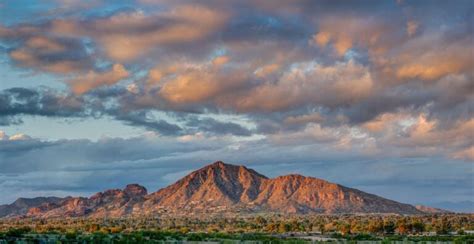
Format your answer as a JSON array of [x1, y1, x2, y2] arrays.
[[0, 0, 473, 212]]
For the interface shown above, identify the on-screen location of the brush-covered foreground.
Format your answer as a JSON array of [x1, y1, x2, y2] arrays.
[[1, 214, 473, 243]]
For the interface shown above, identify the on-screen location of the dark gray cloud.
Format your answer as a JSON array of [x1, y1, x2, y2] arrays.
[[184, 116, 252, 136], [0, 87, 85, 118], [0, 87, 254, 137], [112, 110, 183, 136]]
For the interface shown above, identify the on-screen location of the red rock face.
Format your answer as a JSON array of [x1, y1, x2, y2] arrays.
[[1, 161, 426, 218]]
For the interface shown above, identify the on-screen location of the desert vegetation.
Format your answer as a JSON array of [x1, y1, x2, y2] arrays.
[[1, 214, 472, 243]]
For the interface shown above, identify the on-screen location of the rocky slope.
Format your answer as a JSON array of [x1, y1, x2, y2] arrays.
[[1, 161, 427, 218], [415, 205, 452, 214], [0, 197, 65, 218]]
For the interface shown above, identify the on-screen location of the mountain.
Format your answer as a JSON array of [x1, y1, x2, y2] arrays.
[[415, 205, 452, 214], [0, 197, 65, 218], [26, 184, 148, 218], [1, 161, 428, 218], [426, 201, 474, 213]]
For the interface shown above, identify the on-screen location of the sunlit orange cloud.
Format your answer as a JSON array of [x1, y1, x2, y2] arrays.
[[25, 36, 65, 53], [312, 16, 392, 57], [10, 48, 85, 74], [395, 42, 473, 80], [160, 72, 246, 104], [69, 64, 129, 94], [452, 146, 474, 161], [313, 16, 473, 83], [403, 116, 474, 149], [52, 5, 229, 62], [150, 60, 249, 104], [212, 55, 230, 68], [160, 72, 221, 104], [254, 63, 280, 78], [362, 112, 409, 133]]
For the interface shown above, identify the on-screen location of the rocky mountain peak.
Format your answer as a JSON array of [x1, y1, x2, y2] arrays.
[[124, 184, 147, 197], [1, 161, 430, 217]]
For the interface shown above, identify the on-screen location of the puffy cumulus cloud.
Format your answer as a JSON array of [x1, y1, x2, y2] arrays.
[[68, 64, 129, 94], [0, 130, 33, 141], [7, 133, 32, 141], [362, 112, 410, 133], [51, 5, 229, 61], [0, 4, 229, 94], [401, 116, 473, 150], [392, 36, 474, 81], [148, 59, 250, 105], [312, 14, 473, 84], [159, 70, 230, 104], [233, 60, 373, 112], [358, 113, 474, 161], [312, 15, 403, 56]]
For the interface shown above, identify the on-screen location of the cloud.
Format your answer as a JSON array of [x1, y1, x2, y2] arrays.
[[212, 55, 230, 67], [152, 59, 250, 105], [0, 88, 85, 119], [0, 131, 7, 140], [7, 133, 32, 141], [231, 60, 373, 112], [51, 5, 229, 61], [6, 35, 92, 74], [393, 36, 473, 81], [112, 110, 183, 136], [452, 146, 474, 161], [402, 116, 473, 149], [68, 64, 129, 94], [312, 15, 402, 56], [184, 116, 253, 136], [406, 20, 419, 37], [360, 113, 474, 160], [362, 112, 409, 133]]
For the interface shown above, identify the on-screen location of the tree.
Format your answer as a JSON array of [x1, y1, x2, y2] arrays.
[[255, 216, 267, 226], [368, 219, 383, 234], [396, 218, 411, 235], [278, 222, 291, 233], [411, 221, 425, 234], [383, 219, 395, 235], [434, 217, 452, 235]]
